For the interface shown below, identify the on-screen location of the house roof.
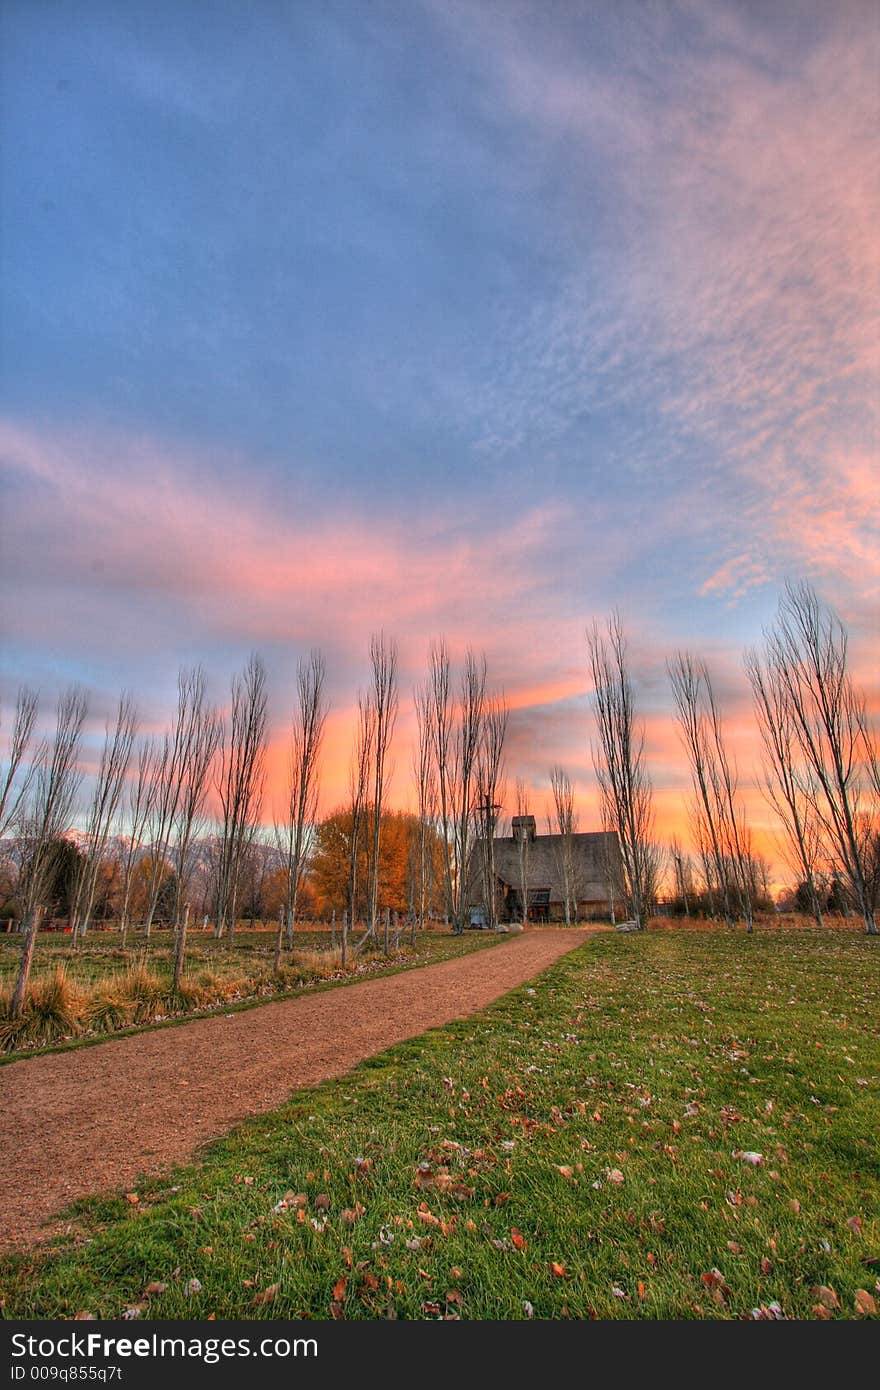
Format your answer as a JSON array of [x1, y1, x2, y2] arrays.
[[468, 830, 621, 905]]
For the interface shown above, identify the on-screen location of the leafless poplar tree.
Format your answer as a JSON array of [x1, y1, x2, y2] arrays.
[[412, 681, 437, 940], [514, 778, 532, 926], [745, 647, 825, 927], [277, 650, 326, 949], [588, 614, 655, 931], [669, 836, 694, 917], [0, 687, 40, 840], [116, 739, 158, 944], [366, 633, 398, 946], [168, 673, 220, 936], [548, 764, 578, 925], [346, 691, 375, 963], [215, 654, 268, 946], [70, 692, 137, 945], [426, 643, 486, 934], [428, 639, 455, 924], [765, 581, 876, 934], [668, 652, 753, 931], [10, 687, 87, 1018], [475, 695, 508, 930]]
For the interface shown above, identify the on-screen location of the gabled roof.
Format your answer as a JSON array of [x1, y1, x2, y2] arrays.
[[469, 830, 622, 905]]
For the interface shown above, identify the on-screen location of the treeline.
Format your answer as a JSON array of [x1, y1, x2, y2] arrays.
[[1, 579, 878, 1016]]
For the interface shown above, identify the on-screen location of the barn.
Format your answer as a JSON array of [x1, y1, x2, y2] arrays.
[[467, 816, 624, 924]]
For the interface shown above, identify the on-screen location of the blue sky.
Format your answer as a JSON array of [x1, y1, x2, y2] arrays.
[[1, 0, 877, 831]]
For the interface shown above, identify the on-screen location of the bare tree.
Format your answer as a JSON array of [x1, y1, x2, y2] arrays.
[[428, 639, 455, 924], [588, 614, 655, 931], [116, 739, 158, 945], [670, 653, 734, 928], [168, 674, 220, 937], [10, 688, 87, 1018], [429, 642, 490, 931], [548, 765, 578, 925], [475, 695, 508, 930], [277, 650, 327, 950], [412, 681, 437, 941], [669, 652, 754, 931], [0, 687, 40, 841], [745, 647, 825, 927], [427, 643, 486, 934], [215, 654, 268, 946], [669, 836, 694, 917], [345, 691, 375, 963], [766, 581, 876, 934], [143, 672, 200, 935], [514, 778, 532, 927], [70, 693, 137, 945], [366, 633, 398, 947]]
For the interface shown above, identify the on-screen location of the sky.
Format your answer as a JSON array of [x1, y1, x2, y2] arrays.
[[1, 0, 878, 868]]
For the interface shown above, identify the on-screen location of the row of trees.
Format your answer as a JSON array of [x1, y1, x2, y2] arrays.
[[1, 580, 877, 998], [585, 582, 877, 934]]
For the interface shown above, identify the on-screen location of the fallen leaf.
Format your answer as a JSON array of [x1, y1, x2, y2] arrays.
[[847, 1215, 863, 1235], [813, 1285, 840, 1311], [550, 1261, 567, 1279], [184, 1279, 202, 1297], [332, 1276, 348, 1303], [510, 1228, 527, 1250], [252, 1284, 279, 1306], [751, 1302, 786, 1320], [606, 1168, 625, 1184], [125, 1193, 139, 1205], [144, 1282, 168, 1296], [854, 1289, 876, 1316]]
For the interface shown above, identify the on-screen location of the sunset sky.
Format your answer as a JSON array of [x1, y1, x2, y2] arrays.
[[1, 1, 878, 869]]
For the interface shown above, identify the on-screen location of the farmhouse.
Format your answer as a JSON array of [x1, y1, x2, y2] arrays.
[[467, 815, 624, 923]]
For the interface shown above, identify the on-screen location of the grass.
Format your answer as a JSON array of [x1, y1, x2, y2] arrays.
[[1, 928, 877, 1320], [0, 925, 506, 1058]]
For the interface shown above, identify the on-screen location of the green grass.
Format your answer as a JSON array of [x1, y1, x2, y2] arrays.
[[0, 926, 507, 1060], [1, 930, 877, 1320]]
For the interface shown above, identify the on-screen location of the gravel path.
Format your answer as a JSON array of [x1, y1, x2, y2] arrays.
[[0, 928, 594, 1248]]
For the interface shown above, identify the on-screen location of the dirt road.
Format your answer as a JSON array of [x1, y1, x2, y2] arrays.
[[0, 929, 593, 1248]]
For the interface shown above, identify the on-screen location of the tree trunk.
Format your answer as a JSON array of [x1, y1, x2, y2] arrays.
[[273, 905, 284, 973], [10, 906, 43, 1020], [173, 903, 189, 992]]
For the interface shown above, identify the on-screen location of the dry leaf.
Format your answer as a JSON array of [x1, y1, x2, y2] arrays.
[[854, 1289, 876, 1316], [510, 1228, 527, 1250], [252, 1284, 279, 1306], [813, 1285, 840, 1311], [847, 1215, 863, 1235], [332, 1276, 348, 1302]]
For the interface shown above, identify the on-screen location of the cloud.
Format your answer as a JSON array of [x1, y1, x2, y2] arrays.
[[423, 0, 879, 611]]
